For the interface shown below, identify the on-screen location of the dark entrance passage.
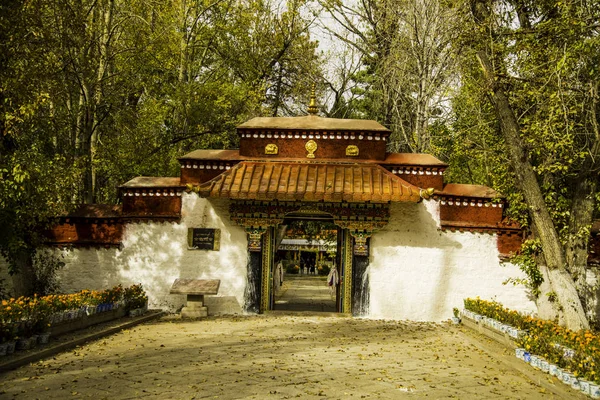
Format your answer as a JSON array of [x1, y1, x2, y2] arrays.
[[272, 215, 339, 312]]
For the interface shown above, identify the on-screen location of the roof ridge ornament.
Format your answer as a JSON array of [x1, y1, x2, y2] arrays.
[[420, 188, 435, 199], [307, 83, 318, 115]]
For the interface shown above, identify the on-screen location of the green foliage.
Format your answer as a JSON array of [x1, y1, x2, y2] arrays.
[[31, 251, 65, 296], [464, 297, 530, 330], [0, 0, 322, 285], [505, 240, 544, 297], [123, 284, 148, 310], [448, 1, 600, 294], [464, 297, 600, 383], [321, 0, 460, 153], [317, 264, 330, 276], [546, 291, 558, 303], [287, 220, 337, 250], [286, 264, 300, 274]]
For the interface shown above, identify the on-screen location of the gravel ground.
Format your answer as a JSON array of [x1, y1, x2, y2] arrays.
[[0, 313, 586, 399]]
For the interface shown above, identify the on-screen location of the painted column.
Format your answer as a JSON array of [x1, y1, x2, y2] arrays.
[[340, 230, 353, 314], [244, 228, 265, 313], [336, 223, 381, 316], [235, 218, 282, 314], [352, 241, 370, 316], [349, 232, 372, 316], [260, 227, 274, 313]]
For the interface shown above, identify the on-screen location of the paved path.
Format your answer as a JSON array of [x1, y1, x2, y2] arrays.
[[274, 275, 335, 312], [0, 314, 585, 399]]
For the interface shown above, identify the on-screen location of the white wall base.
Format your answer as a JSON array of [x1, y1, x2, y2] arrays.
[[55, 195, 249, 314], [0, 197, 546, 322], [368, 201, 537, 321]]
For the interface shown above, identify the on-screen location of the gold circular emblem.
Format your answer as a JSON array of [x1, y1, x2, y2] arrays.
[[305, 140, 317, 159]]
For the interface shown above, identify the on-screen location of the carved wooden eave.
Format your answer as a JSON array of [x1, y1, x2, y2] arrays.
[[119, 176, 184, 219], [119, 177, 185, 197], [439, 221, 521, 234], [224, 200, 392, 253], [44, 204, 125, 248], [434, 183, 505, 205], [47, 242, 123, 250]]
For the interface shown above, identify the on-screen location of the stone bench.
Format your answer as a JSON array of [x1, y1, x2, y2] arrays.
[[170, 279, 220, 318]]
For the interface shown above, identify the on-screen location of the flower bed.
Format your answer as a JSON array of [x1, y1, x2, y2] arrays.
[[463, 298, 600, 398], [0, 284, 148, 356]]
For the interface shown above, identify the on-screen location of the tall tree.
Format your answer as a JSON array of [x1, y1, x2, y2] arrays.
[[451, 0, 600, 329], [0, 0, 80, 294], [320, 0, 460, 153], [0, 0, 322, 296]]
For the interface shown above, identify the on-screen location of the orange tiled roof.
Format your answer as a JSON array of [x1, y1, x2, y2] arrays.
[[198, 161, 421, 203]]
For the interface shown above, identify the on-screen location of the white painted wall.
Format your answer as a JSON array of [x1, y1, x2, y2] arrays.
[[586, 267, 600, 322], [1, 195, 545, 322], [368, 200, 537, 321], [55, 194, 249, 314]]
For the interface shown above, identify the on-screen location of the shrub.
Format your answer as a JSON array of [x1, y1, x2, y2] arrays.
[[317, 265, 330, 276], [286, 264, 300, 274], [32, 251, 65, 296], [464, 297, 600, 383], [0, 284, 147, 343], [463, 298, 530, 329], [124, 284, 148, 310]]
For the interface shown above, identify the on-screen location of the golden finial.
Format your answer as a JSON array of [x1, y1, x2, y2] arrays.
[[419, 188, 435, 199], [307, 83, 318, 115]]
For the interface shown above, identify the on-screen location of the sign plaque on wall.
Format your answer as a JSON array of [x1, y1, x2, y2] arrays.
[[188, 228, 221, 251]]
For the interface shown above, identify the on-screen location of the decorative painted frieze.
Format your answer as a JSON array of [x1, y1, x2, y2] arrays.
[[390, 167, 445, 176], [228, 200, 390, 256], [239, 131, 388, 142], [247, 229, 265, 252], [122, 188, 183, 197], [229, 200, 390, 223], [264, 144, 278, 155], [305, 140, 317, 158], [345, 145, 359, 156], [180, 161, 234, 170], [352, 234, 369, 256], [434, 195, 504, 208], [334, 222, 382, 256]]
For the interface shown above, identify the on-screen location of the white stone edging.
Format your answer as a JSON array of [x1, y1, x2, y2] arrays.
[[461, 309, 600, 398]]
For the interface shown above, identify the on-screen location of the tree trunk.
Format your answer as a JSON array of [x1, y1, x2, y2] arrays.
[[178, 0, 190, 84], [565, 175, 597, 290], [271, 64, 283, 117], [89, 0, 115, 204], [565, 81, 600, 315], [476, 50, 589, 330], [10, 249, 35, 297]]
